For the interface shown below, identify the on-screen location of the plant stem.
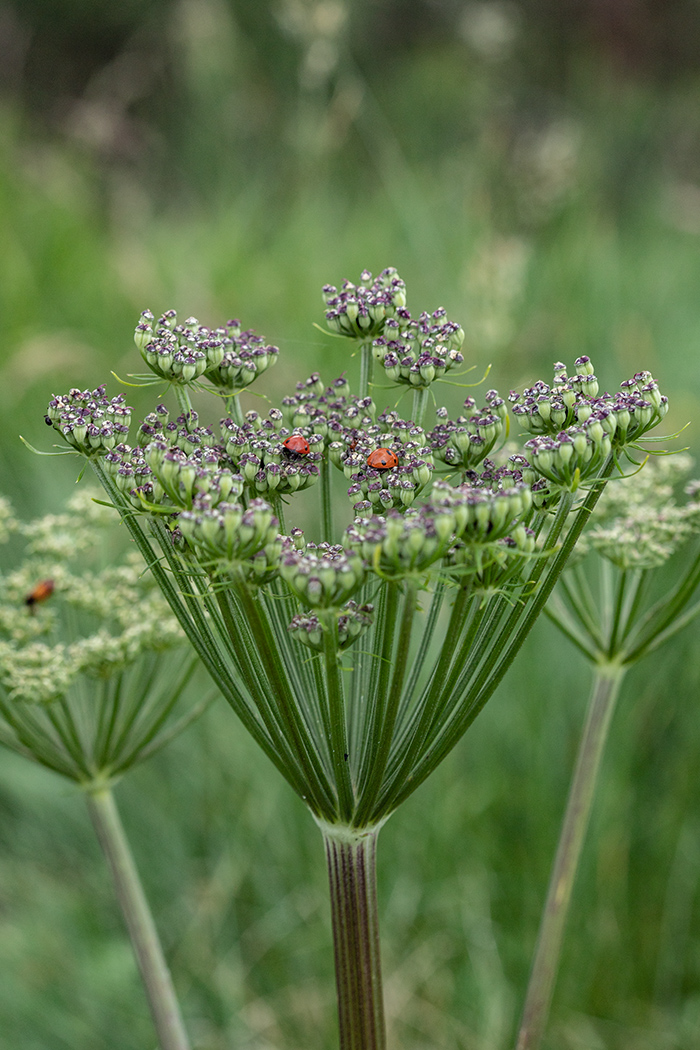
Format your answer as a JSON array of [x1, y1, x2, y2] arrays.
[[225, 392, 245, 425], [411, 386, 430, 429], [320, 453, 334, 543], [85, 785, 191, 1050], [321, 612, 355, 821], [359, 341, 373, 401], [271, 494, 287, 535], [173, 385, 194, 429], [356, 579, 418, 825], [321, 822, 386, 1050], [514, 663, 625, 1050]]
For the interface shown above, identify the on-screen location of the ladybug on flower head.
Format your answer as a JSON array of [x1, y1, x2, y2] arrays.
[[283, 434, 311, 457], [367, 448, 399, 471]]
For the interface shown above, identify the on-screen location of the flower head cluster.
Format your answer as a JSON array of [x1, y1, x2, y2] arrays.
[[133, 309, 220, 383], [509, 358, 668, 450], [178, 497, 279, 566], [200, 319, 279, 393], [323, 268, 407, 339], [102, 436, 242, 513], [344, 509, 450, 578], [430, 474, 533, 544], [343, 466, 534, 581], [280, 543, 365, 608], [575, 454, 700, 570], [522, 424, 612, 491], [371, 307, 465, 388], [45, 386, 132, 456], [221, 409, 323, 496], [429, 392, 508, 470], [288, 601, 374, 652], [134, 310, 279, 391], [324, 409, 432, 513], [0, 492, 185, 704]]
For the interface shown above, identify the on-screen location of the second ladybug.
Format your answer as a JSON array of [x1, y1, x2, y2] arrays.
[[25, 578, 55, 611], [283, 434, 311, 456], [367, 447, 399, 471]]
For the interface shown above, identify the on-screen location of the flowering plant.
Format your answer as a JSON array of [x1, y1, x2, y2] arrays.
[[43, 267, 669, 1049], [0, 489, 208, 1050]]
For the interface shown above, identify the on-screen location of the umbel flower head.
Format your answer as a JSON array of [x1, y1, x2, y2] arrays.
[[289, 601, 374, 653], [547, 453, 700, 669], [43, 268, 670, 829], [134, 310, 278, 391], [574, 453, 700, 571], [45, 386, 132, 456], [323, 268, 407, 338], [0, 489, 203, 784]]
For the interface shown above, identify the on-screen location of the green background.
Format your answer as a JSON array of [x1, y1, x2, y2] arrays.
[[2, 1, 700, 1046]]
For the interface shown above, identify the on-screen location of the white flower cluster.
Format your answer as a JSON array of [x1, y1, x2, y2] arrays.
[[0, 640, 77, 704], [577, 455, 700, 570], [0, 490, 184, 704]]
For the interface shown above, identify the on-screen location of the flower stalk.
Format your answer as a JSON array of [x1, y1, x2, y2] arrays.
[[322, 823, 385, 1050], [86, 785, 192, 1050], [515, 665, 624, 1050]]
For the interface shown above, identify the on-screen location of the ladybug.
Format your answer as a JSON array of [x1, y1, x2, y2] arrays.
[[25, 579, 55, 610], [283, 434, 311, 456], [367, 447, 399, 471]]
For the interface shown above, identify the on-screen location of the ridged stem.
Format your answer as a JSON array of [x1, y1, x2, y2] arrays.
[[515, 664, 625, 1050], [359, 341, 373, 401], [225, 392, 245, 426], [85, 785, 191, 1050], [410, 386, 430, 429], [173, 385, 195, 429], [321, 612, 355, 821], [320, 453, 334, 544], [321, 823, 386, 1050]]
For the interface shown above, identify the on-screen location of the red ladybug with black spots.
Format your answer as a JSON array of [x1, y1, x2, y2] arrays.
[[367, 448, 399, 471], [283, 434, 311, 456]]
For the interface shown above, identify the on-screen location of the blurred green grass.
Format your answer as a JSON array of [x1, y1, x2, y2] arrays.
[[3, 5, 700, 1046]]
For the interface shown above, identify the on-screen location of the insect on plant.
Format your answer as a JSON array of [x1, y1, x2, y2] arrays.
[[366, 447, 399, 470], [283, 433, 311, 455], [24, 578, 55, 608]]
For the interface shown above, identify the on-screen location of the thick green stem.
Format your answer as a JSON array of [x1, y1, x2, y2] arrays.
[[321, 823, 386, 1050], [515, 664, 625, 1050], [85, 786, 191, 1050]]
